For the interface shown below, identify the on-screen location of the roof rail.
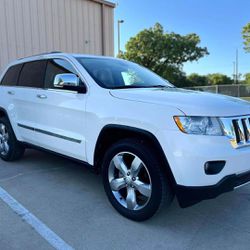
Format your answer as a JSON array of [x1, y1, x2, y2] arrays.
[[49, 51, 62, 54], [18, 51, 62, 60]]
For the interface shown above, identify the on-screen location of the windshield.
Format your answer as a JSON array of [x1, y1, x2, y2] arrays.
[[76, 57, 174, 89]]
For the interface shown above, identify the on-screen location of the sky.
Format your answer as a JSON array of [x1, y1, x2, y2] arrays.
[[114, 0, 250, 79]]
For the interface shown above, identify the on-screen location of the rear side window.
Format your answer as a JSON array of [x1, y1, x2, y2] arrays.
[[45, 59, 77, 88], [18, 60, 47, 88], [1, 64, 23, 86]]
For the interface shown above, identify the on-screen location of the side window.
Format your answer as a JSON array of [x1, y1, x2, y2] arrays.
[[18, 60, 47, 88], [45, 59, 78, 88], [1, 64, 23, 86]]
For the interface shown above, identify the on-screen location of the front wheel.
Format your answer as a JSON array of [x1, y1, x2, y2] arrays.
[[102, 138, 174, 221], [0, 117, 25, 161]]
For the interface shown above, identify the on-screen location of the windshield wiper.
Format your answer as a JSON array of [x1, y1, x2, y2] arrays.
[[112, 84, 173, 89], [111, 85, 150, 89], [147, 85, 173, 88], [111, 84, 174, 90]]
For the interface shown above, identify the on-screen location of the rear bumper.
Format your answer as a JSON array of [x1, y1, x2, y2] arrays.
[[176, 170, 250, 208]]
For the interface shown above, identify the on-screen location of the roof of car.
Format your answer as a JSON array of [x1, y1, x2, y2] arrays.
[[0, 52, 123, 77], [10, 52, 117, 66], [0, 52, 117, 70]]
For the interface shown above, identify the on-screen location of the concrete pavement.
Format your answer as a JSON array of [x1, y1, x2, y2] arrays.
[[0, 149, 250, 250]]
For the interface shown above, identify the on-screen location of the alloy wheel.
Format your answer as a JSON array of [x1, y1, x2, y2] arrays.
[[108, 152, 152, 210], [0, 123, 10, 156]]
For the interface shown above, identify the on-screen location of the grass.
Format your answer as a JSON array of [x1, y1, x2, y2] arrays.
[[242, 97, 250, 101]]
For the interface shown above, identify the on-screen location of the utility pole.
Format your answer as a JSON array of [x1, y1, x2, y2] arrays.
[[236, 49, 239, 84], [233, 61, 236, 84], [117, 20, 124, 54]]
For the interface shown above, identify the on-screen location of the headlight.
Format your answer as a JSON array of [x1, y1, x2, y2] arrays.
[[174, 116, 223, 136]]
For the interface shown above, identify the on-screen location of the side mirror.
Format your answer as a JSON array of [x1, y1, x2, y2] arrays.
[[54, 73, 86, 93]]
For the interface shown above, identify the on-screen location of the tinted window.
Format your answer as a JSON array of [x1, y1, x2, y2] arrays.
[[1, 64, 23, 86], [18, 60, 47, 88], [45, 59, 78, 88]]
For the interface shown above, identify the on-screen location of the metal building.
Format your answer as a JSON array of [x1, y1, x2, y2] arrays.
[[0, 0, 115, 72]]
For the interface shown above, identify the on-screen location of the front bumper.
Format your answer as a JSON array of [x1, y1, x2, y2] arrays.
[[176, 170, 250, 208], [158, 129, 250, 186]]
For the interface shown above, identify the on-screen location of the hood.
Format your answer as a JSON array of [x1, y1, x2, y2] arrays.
[[110, 87, 250, 117]]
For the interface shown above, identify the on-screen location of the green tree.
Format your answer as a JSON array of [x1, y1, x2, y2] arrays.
[[244, 73, 250, 84], [160, 65, 191, 88], [187, 73, 208, 86], [207, 73, 233, 85], [242, 22, 250, 52], [119, 23, 209, 86]]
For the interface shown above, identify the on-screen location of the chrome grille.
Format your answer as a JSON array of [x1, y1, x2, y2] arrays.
[[221, 116, 250, 148]]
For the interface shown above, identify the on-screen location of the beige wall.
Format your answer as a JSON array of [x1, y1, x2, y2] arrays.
[[0, 0, 114, 72]]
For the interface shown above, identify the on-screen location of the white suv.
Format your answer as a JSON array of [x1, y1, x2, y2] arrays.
[[0, 52, 250, 221]]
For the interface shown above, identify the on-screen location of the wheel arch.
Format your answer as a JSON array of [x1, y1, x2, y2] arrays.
[[0, 107, 21, 141], [0, 107, 9, 119], [94, 124, 176, 187]]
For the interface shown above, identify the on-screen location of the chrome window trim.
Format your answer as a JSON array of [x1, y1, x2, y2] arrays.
[[0, 56, 88, 94], [46, 88, 78, 94]]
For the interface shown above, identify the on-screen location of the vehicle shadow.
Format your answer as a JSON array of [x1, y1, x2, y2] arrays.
[[2, 149, 249, 250], [22, 148, 250, 231]]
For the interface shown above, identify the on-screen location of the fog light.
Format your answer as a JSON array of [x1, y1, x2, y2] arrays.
[[204, 161, 226, 175]]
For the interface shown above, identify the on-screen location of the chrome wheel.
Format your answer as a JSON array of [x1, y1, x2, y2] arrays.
[[0, 123, 9, 156], [108, 152, 152, 210]]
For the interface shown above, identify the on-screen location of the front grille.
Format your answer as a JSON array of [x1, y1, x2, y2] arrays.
[[221, 115, 250, 148]]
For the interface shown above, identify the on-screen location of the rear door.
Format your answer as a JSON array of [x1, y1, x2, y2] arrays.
[[0, 63, 23, 139], [13, 60, 48, 145]]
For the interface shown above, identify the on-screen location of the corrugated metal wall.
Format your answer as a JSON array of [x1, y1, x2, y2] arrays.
[[0, 0, 114, 72]]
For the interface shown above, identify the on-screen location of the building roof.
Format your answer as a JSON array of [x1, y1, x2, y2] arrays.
[[89, 0, 115, 8]]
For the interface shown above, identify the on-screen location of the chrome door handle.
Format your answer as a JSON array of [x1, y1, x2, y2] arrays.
[[7, 91, 15, 95], [37, 94, 47, 99]]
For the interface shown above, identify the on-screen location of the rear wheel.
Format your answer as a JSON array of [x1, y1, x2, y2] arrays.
[[0, 117, 25, 161], [102, 138, 174, 221]]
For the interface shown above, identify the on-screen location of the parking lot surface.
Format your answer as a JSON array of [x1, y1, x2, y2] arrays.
[[0, 149, 250, 250]]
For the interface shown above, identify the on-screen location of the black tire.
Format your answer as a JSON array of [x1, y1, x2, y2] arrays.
[[102, 138, 174, 221], [0, 116, 25, 161]]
